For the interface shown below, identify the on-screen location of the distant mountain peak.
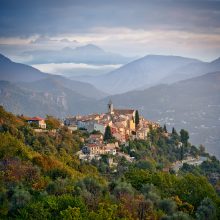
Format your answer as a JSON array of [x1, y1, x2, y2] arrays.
[[61, 47, 74, 52], [61, 44, 104, 53], [142, 54, 201, 62], [75, 44, 104, 52]]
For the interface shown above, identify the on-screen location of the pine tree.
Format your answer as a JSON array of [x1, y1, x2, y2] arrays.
[[135, 110, 140, 129], [180, 129, 189, 146], [172, 127, 177, 135], [163, 124, 167, 133], [104, 125, 113, 141]]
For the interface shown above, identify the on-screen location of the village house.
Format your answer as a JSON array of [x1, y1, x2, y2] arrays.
[[77, 119, 90, 130], [136, 127, 149, 140], [27, 117, 46, 129], [112, 132, 126, 143], [64, 116, 78, 126], [82, 142, 118, 156], [104, 142, 119, 155], [67, 125, 78, 133], [88, 133, 103, 144], [93, 122, 106, 134], [82, 143, 104, 155]]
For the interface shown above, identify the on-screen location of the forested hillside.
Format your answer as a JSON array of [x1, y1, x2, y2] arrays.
[[0, 106, 219, 219]]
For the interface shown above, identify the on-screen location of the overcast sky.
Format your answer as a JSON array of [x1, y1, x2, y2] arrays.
[[0, 0, 220, 61]]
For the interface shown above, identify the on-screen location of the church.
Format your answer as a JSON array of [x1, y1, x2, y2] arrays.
[[107, 100, 137, 132], [107, 100, 136, 118]]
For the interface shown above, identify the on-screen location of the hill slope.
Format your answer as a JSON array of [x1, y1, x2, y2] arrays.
[[0, 53, 107, 100], [0, 80, 100, 117], [0, 54, 49, 82], [161, 56, 220, 84], [18, 75, 108, 100]]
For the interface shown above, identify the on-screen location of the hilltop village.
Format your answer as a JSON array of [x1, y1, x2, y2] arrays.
[[64, 101, 159, 159], [23, 103, 208, 169]]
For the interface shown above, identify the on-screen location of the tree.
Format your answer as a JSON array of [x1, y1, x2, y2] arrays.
[[112, 180, 134, 199], [161, 212, 191, 220], [195, 197, 217, 220], [11, 188, 31, 210], [45, 115, 60, 130], [104, 126, 113, 142], [135, 110, 140, 129], [180, 144, 184, 161], [172, 127, 177, 135], [60, 207, 82, 220], [0, 191, 9, 216], [180, 129, 189, 146], [158, 199, 177, 215], [199, 144, 205, 154], [88, 203, 117, 220], [175, 174, 218, 208], [163, 124, 167, 133]]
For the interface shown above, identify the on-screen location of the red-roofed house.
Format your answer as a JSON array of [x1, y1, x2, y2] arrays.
[[27, 117, 46, 129], [88, 133, 103, 144]]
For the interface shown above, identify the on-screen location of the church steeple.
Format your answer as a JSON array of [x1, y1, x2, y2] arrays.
[[108, 99, 114, 114]]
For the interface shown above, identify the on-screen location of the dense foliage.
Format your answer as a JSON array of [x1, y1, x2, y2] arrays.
[[0, 106, 219, 219]]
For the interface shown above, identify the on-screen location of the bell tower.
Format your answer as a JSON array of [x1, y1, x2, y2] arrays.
[[108, 100, 114, 114]]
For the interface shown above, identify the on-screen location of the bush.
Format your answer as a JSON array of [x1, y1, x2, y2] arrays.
[[159, 199, 177, 215]]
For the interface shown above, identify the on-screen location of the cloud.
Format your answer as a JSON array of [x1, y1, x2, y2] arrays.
[[1, 27, 220, 61], [54, 28, 220, 60], [0, 0, 220, 37], [30, 36, 78, 45], [0, 0, 220, 60], [32, 62, 122, 77], [0, 35, 79, 58], [0, 37, 35, 45]]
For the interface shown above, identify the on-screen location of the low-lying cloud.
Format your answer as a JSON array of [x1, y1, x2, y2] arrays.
[[32, 63, 122, 77]]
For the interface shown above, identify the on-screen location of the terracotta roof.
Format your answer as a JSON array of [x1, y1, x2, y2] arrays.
[[105, 143, 117, 150], [28, 117, 45, 121], [89, 134, 103, 138], [114, 109, 135, 115], [87, 143, 103, 148], [105, 142, 119, 149]]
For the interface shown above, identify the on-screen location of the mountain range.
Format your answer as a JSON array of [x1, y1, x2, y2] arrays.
[[75, 55, 220, 94], [22, 44, 134, 65]]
